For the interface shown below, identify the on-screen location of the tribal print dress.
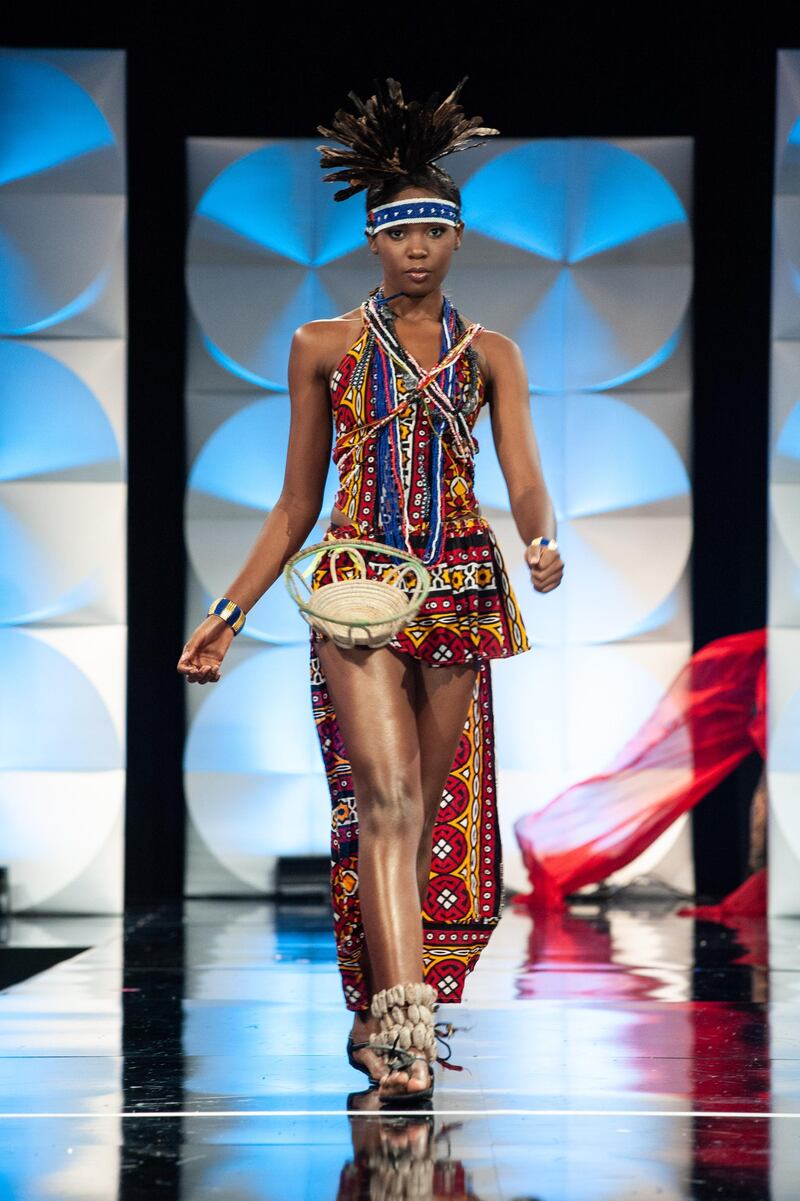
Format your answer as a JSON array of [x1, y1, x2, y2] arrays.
[[308, 289, 531, 1013]]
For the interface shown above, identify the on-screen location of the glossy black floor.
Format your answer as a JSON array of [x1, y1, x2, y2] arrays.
[[0, 894, 794, 1199]]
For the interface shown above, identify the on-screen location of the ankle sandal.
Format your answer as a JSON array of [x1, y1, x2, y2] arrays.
[[367, 981, 468, 1107], [346, 1031, 384, 1089], [371, 1040, 435, 1107]]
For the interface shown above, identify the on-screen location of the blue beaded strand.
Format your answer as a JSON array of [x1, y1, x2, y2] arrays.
[[371, 287, 459, 566]]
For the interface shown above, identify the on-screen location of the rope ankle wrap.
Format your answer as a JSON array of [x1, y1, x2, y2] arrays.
[[368, 981, 439, 1065]]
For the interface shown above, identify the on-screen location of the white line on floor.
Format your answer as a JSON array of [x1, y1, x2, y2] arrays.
[[0, 1109, 794, 1119]]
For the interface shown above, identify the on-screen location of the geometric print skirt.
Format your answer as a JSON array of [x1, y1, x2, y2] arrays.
[[307, 512, 531, 1013]]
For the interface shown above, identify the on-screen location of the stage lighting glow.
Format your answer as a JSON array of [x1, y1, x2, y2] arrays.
[[187, 395, 338, 511], [185, 644, 324, 774], [475, 393, 689, 517], [463, 141, 687, 262], [0, 342, 119, 480], [0, 629, 120, 769], [195, 144, 363, 268], [0, 57, 114, 186], [775, 399, 800, 464]]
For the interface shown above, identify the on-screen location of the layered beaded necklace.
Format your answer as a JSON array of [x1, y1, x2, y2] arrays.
[[335, 284, 483, 566]]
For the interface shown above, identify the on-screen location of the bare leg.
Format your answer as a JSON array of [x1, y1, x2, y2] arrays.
[[748, 762, 767, 874], [316, 638, 429, 1098], [350, 659, 478, 935], [349, 660, 477, 1082]]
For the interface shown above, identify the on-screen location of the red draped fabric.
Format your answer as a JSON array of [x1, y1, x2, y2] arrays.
[[678, 866, 767, 922], [513, 629, 767, 913]]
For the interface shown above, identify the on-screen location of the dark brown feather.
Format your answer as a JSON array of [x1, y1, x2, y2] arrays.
[[316, 76, 499, 202]]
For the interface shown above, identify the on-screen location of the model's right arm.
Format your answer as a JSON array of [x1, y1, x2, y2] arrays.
[[217, 323, 333, 612], [177, 324, 332, 683]]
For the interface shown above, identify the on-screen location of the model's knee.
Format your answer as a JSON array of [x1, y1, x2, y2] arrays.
[[354, 774, 423, 838]]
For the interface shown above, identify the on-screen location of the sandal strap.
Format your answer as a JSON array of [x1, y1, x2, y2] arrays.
[[433, 1020, 456, 1060], [432, 1019, 471, 1072], [369, 1038, 432, 1077]]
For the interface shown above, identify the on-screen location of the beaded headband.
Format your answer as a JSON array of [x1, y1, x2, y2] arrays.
[[365, 197, 461, 237]]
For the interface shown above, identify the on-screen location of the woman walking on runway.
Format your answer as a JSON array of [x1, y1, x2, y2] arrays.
[[178, 78, 563, 1106]]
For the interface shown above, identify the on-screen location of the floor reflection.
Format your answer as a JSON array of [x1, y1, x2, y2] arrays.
[[341, 1110, 487, 1200], [0, 896, 793, 1199]]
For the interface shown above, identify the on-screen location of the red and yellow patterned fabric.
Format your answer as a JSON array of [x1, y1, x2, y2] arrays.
[[308, 312, 532, 1013], [330, 317, 484, 547]]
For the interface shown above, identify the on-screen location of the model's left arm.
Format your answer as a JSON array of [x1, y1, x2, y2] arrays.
[[483, 331, 564, 595]]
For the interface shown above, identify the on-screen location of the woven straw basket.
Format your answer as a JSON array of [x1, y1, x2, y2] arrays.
[[283, 538, 432, 649]]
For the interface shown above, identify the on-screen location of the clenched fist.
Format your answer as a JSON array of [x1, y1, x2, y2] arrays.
[[525, 542, 564, 594]]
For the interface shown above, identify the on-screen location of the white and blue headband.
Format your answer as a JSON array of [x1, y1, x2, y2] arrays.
[[365, 196, 461, 237]]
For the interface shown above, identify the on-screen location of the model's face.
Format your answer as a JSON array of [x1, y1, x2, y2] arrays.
[[367, 187, 463, 294]]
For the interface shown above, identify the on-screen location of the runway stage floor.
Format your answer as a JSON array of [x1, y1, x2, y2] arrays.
[[0, 895, 795, 1199]]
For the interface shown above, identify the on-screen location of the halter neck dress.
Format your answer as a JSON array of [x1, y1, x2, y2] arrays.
[[308, 308, 531, 1014]]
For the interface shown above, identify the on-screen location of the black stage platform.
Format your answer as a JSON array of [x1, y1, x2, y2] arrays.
[[0, 897, 790, 1198]]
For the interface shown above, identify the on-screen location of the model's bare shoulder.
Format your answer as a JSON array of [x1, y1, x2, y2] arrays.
[[472, 328, 521, 386], [293, 312, 365, 381]]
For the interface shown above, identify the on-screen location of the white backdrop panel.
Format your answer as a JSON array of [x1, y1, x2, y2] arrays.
[[183, 135, 694, 898]]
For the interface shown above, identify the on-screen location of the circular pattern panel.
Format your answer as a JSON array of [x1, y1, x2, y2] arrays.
[[186, 145, 366, 388], [0, 342, 123, 623], [184, 643, 328, 889], [0, 629, 121, 768], [771, 397, 800, 569], [460, 141, 692, 392], [186, 396, 340, 643], [0, 56, 123, 334], [475, 393, 691, 643]]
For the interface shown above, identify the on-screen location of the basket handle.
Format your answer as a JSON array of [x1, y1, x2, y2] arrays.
[[294, 547, 330, 595], [281, 536, 433, 616], [328, 544, 366, 583], [382, 562, 427, 607]]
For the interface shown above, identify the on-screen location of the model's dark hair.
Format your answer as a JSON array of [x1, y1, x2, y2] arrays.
[[316, 76, 498, 207], [365, 166, 461, 215]]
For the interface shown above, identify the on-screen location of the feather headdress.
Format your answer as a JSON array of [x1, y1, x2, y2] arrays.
[[316, 76, 499, 202]]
